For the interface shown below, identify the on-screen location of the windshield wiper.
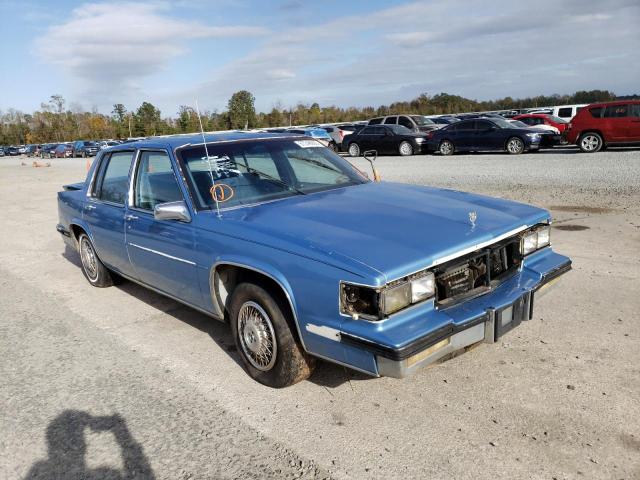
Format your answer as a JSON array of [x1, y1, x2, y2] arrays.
[[242, 164, 306, 196]]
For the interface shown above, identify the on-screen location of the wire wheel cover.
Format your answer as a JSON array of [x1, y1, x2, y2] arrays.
[[238, 301, 277, 371]]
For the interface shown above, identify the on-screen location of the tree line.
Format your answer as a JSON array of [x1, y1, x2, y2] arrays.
[[1, 89, 635, 145]]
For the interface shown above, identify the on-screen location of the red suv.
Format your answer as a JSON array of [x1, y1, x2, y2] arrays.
[[512, 113, 568, 133], [565, 101, 640, 152]]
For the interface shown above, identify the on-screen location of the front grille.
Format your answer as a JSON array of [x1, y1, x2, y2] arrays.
[[435, 236, 521, 307]]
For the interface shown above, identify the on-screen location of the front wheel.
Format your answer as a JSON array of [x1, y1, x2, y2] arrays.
[[78, 233, 114, 287], [506, 137, 525, 154], [578, 132, 603, 153], [230, 283, 315, 388], [348, 143, 360, 157], [398, 141, 413, 156]]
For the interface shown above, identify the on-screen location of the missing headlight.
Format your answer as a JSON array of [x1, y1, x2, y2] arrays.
[[340, 283, 380, 319]]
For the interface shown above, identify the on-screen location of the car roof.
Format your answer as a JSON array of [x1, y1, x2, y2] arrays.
[[104, 131, 301, 152], [585, 100, 640, 108]]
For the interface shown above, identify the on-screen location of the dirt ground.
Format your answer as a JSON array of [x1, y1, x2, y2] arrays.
[[1, 148, 639, 480]]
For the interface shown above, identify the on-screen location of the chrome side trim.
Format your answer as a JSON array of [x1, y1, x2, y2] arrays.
[[210, 261, 308, 352], [128, 242, 196, 266]]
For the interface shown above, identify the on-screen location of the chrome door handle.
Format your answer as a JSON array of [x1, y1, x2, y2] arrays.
[[125, 214, 138, 221], [85, 204, 96, 210]]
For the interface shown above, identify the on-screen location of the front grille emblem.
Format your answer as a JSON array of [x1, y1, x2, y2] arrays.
[[469, 211, 477, 227]]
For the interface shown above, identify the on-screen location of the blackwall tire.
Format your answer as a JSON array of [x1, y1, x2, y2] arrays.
[[229, 283, 315, 388], [506, 137, 525, 154], [578, 132, 603, 153]]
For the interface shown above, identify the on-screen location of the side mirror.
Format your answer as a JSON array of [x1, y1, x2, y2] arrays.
[[154, 201, 191, 223]]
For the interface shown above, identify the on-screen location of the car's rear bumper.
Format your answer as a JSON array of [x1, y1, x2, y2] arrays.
[[338, 250, 571, 378]]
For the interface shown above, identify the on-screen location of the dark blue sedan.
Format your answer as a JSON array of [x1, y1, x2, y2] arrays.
[[57, 132, 571, 387], [427, 117, 543, 155]]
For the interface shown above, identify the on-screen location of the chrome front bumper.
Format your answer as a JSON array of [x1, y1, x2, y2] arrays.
[[375, 264, 567, 378]]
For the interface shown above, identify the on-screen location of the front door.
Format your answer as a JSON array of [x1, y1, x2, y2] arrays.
[[125, 150, 201, 306], [627, 104, 640, 141], [83, 150, 136, 276]]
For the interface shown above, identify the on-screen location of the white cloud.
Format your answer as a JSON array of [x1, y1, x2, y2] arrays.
[[266, 69, 296, 80], [35, 2, 268, 98]]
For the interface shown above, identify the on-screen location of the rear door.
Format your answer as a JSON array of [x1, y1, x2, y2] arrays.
[[629, 104, 640, 141], [83, 150, 136, 276], [453, 120, 475, 150], [125, 149, 200, 306]]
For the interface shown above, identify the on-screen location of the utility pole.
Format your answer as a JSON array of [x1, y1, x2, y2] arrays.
[[128, 113, 132, 138]]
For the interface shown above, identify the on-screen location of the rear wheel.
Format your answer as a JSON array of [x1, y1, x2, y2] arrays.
[[578, 132, 603, 153], [439, 140, 454, 156], [398, 141, 413, 156], [506, 137, 525, 154], [229, 283, 315, 388], [348, 143, 360, 157], [78, 233, 114, 287]]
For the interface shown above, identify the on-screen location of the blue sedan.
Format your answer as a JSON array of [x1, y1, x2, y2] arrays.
[[57, 132, 571, 387]]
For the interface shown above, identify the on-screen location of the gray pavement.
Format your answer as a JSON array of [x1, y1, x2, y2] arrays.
[[1, 148, 639, 479]]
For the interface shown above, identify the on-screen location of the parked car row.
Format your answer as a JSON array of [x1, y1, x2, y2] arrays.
[[320, 101, 640, 157], [1, 139, 128, 159]]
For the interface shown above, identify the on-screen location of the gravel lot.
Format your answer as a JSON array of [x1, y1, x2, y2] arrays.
[[1, 147, 639, 480]]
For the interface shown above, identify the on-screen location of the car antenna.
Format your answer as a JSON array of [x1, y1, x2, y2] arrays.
[[195, 100, 221, 218]]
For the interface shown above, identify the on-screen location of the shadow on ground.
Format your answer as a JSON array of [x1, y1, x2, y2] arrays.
[[25, 410, 155, 480]]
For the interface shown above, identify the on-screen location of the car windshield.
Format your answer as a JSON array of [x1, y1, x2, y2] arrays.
[[387, 124, 413, 134], [177, 138, 368, 210], [411, 116, 435, 126], [510, 120, 529, 128]]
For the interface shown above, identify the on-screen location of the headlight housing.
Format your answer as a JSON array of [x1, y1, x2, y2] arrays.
[[341, 271, 436, 321], [521, 224, 551, 255], [525, 132, 541, 141], [415, 138, 425, 143]]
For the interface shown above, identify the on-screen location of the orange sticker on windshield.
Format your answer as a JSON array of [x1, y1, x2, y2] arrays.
[[210, 183, 234, 202]]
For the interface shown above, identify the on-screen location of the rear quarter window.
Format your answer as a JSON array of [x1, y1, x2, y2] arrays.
[[557, 107, 573, 118]]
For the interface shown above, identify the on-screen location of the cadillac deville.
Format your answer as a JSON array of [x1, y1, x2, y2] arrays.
[[57, 132, 571, 388]]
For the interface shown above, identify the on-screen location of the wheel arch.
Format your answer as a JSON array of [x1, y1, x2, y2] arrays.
[[209, 260, 307, 350]]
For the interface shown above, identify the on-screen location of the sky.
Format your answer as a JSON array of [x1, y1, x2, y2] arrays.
[[1, 0, 639, 117]]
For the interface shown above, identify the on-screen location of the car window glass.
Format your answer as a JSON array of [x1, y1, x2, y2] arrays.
[[237, 144, 280, 178], [97, 151, 134, 204], [178, 139, 366, 210], [589, 107, 603, 118], [603, 104, 629, 118], [286, 148, 349, 187], [398, 116, 414, 129], [360, 127, 373, 135], [368, 118, 382, 125], [383, 116, 397, 124], [134, 151, 183, 211], [557, 107, 573, 118], [631, 104, 640, 117]]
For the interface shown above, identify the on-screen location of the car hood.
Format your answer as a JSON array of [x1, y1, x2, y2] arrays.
[[210, 182, 549, 282]]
